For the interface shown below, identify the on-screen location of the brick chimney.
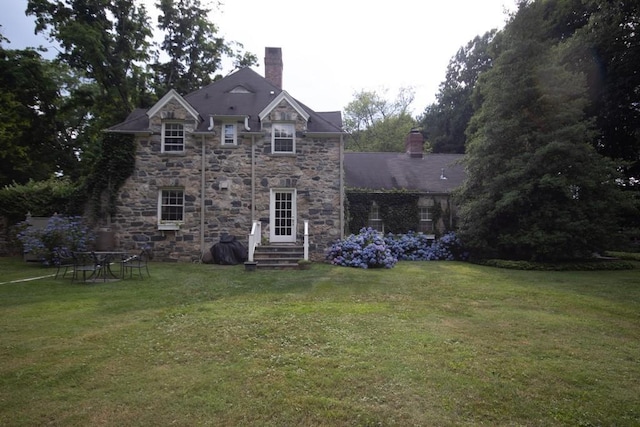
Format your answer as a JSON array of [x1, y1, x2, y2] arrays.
[[264, 47, 283, 90], [405, 129, 425, 158]]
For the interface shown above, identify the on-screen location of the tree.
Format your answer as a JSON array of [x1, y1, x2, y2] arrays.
[[566, 0, 640, 183], [0, 45, 79, 186], [153, 0, 257, 95], [27, 0, 153, 119], [343, 88, 417, 152], [420, 30, 497, 154], [457, 0, 625, 261]]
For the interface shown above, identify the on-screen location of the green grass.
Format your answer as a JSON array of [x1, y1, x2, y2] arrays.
[[1, 257, 639, 426]]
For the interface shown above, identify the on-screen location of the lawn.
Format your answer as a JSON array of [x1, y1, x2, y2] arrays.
[[1, 257, 639, 426]]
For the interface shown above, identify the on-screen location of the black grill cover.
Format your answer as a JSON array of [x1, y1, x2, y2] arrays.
[[211, 234, 248, 265]]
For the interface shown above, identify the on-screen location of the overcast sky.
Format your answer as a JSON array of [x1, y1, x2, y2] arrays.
[[1, 0, 515, 116]]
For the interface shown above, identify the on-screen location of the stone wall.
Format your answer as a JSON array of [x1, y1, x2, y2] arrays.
[[111, 98, 342, 262]]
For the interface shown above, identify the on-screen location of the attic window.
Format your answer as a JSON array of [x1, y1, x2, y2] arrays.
[[272, 123, 295, 153], [162, 122, 184, 152], [230, 85, 252, 94]]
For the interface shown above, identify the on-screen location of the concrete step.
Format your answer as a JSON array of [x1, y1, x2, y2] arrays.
[[252, 245, 304, 269]]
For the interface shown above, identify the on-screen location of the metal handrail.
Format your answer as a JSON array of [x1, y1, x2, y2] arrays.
[[303, 220, 309, 261], [247, 220, 261, 262]]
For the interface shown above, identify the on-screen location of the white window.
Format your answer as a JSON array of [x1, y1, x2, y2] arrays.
[[158, 189, 184, 227], [223, 123, 237, 146], [162, 122, 184, 152], [368, 203, 384, 232], [419, 206, 434, 233], [272, 123, 295, 153]]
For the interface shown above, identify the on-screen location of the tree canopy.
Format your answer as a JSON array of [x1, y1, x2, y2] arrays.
[[343, 88, 418, 152], [420, 30, 497, 154], [457, 0, 630, 261], [152, 0, 257, 96], [0, 46, 79, 186]]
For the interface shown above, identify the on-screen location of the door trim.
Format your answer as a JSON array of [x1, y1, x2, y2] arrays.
[[269, 189, 297, 243]]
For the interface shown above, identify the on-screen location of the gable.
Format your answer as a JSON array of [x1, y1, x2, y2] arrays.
[[147, 89, 200, 121], [258, 91, 310, 123]]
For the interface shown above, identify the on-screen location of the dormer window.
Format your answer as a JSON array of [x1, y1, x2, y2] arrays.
[[272, 123, 295, 153], [223, 123, 237, 146], [162, 122, 184, 152]]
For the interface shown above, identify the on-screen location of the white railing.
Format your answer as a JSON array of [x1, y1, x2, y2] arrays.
[[303, 220, 309, 261], [247, 220, 262, 262]]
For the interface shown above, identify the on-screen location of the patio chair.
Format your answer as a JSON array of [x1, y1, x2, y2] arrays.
[[121, 248, 151, 279], [71, 251, 103, 283], [54, 248, 75, 279]]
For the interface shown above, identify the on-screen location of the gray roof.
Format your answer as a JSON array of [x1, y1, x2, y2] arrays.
[[344, 152, 465, 193], [107, 67, 343, 134]]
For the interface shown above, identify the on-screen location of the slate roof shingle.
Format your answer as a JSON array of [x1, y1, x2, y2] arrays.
[[344, 152, 465, 193], [107, 67, 343, 134]]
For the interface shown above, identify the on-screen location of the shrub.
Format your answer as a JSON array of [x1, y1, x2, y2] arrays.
[[14, 215, 95, 266], [385, 231, 468, 261], [326, 229, 468, 269], [326, 228, 397, 269], [476, 258, 636, 271]]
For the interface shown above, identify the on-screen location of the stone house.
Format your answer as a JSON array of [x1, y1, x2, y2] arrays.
[[344, 130, 465, 236], [107, 48, 345, 262]]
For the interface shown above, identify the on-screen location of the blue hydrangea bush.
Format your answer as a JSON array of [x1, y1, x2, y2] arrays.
[[15, 215, 95, 266], [327, 229, 468, 269], [385, 231, 468, 261], [326, 228, 397, 269]]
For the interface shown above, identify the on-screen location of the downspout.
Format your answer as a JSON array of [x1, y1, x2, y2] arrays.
[[251, 135, 256, 221], [201, 116, 214, 255], [201, 134, 206, 255], [448, 195, 453, 230], [246, 116, 255, 222], [339, 133, 345, 239]]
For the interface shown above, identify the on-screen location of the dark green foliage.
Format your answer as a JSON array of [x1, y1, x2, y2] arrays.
[[153, 0, 257, 95], [458, 0, 627, 262], [346, 191, 419, 234], [420, 30, 497, 154], [0, 47, 79, 187], [575, 1, 640, 182], [86, 133, 136, 221], [476, 258, 636, 271], [27, 0, 153, 115], [0, 177, 84, 224]]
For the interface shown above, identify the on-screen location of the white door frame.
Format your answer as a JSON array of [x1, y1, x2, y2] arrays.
[[269, 188, 297, 243]]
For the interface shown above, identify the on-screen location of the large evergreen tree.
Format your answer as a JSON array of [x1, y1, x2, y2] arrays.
[[420, 30, 497, 154], [457, 0, 625, 261]]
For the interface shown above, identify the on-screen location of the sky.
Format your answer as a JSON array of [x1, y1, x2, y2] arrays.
[[1, 0, 515, 116]]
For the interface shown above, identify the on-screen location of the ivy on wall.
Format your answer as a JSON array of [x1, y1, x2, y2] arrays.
[[346, 190, 420, 234], [86, 133, 136, 222]]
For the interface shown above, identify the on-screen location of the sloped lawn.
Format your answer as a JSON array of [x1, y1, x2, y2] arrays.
[[1, 257, 639, 426]]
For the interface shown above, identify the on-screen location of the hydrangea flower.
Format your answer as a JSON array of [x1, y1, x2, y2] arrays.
[[15, 215, 95, 266], [327, 229, 468, 269]]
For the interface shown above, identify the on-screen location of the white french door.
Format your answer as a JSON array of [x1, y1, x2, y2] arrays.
[[269, 189, 297, 243]]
